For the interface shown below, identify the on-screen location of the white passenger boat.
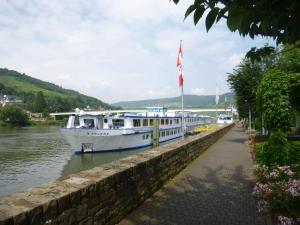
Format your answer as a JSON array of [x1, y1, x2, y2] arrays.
[[217, 114, 233, 124], [61, 107, 212, 153]]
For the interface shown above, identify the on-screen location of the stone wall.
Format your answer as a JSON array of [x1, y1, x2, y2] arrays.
[[0, 124, 234, 225]]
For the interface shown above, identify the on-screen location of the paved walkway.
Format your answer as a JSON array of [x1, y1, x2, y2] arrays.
[[118, 125, 265, 225]]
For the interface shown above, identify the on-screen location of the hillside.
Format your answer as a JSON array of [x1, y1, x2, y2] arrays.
[[0, 68, 118, 112], [112, 93, 235, 109]]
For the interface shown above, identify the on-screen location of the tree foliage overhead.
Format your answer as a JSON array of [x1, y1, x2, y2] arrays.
[[277, 43, 300, 73], [172, 0, 300, 60], [173, 0, 300, 45]]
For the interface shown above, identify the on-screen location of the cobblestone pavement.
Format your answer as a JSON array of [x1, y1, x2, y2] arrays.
[[118, 125, 266, 225]]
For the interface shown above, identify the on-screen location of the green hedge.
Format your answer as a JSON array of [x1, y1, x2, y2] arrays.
[[257, 130, 300, 166]]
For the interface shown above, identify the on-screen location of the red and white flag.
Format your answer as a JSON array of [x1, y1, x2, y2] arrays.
[[177, 42, 184, 87]]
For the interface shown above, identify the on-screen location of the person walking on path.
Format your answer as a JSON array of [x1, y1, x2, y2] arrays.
[[118, 125, 265, 225]]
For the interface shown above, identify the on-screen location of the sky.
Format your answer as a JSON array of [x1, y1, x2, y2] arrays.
[[0, 0, 273, 103]]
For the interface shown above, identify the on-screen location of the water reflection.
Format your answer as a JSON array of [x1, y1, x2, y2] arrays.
[[0, 126, 150, 197], [0, 126, 71, 197], [61, 147, 149, 176]]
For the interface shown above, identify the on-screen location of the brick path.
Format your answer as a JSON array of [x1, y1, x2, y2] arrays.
[[118, 125, 265, 225]]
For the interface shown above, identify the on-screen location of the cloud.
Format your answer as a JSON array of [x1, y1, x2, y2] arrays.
[[226, 53, 244, 68], [0, 0, 273, 103]]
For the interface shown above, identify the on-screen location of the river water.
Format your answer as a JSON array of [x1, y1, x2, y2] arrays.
[[0, 126, 147, 197]]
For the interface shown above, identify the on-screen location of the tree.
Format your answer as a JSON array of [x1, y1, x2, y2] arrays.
[[0, 104, 29, 125], [173, 0, 300, 44], [277, 44, 300, 73], [256, 70, 294, 131], [34, 91, 47, 113], [276, 45, 300, 112], [172, 0, 300, 60], [227, 54, 277, 119]]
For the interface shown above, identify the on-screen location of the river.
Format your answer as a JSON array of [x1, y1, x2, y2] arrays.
[[0, 126, 147, 197]]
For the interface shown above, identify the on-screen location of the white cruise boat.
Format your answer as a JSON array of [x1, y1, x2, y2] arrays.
[[217, 114, 233, 124], [61, 107, 212, 153]]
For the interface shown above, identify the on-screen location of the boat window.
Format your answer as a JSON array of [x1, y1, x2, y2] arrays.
[[83, 119, 94, 128], [170, 120, 173, 125], [166, 130, 169, 136], [133, 119, 141, 127], [143, 119, 148, 126], [149, 119, 154, 126], [146, 134, 149, 139], [166, 119, 169, 125], [104, 118, 108, 123], [170, 130, 173, 135], [161, 119, 165, 125], [112, 119, 124, 128], [142, 134, 145, 140], [162, 131, 165, 137]]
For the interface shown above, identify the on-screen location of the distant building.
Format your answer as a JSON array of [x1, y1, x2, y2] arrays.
[[0, 94, 24, 106]]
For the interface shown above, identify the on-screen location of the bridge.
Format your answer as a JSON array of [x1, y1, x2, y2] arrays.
[[50, 108, 237, 119]]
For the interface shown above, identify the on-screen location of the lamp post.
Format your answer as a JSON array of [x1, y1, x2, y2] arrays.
[[249, 108, 251, 137], [245, 100, 251, 136]]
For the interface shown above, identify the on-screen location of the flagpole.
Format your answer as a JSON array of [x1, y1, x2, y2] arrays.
[[181, 79, 184, 140], [215, 83, 218, 122], [177, 40, 184, 140], [180, 40, 184, 140]]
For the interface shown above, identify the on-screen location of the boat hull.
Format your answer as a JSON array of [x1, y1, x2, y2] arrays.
[[61, 128, 182, 153]]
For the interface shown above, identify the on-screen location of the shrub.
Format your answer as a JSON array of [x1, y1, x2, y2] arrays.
[[0, 104, 29, 125], [256, 130, 289, 166], [256, 130, 300, 167], [289, 142, 300, 165], [256, 70, 294, 132]]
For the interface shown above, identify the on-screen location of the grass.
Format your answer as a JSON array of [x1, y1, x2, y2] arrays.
[[0, 119, 67, 127], [29, 119, 67, 126], [0, 75, 66, 98]]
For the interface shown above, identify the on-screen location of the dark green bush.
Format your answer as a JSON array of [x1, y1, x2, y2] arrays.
[[0, 105, 29, 125], [256, 130, 288, 166], [288, 141, 300, 164], [257, 130, 300, 166]]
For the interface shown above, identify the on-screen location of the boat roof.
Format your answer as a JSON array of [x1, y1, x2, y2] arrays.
[[78, 114, 210, 119]]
